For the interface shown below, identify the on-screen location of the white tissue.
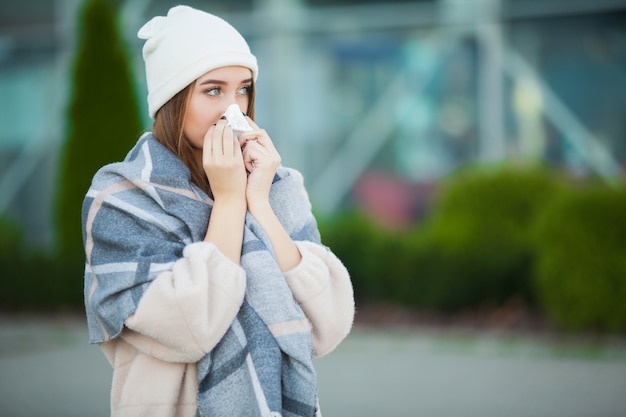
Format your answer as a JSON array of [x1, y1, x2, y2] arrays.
[[223, 104, 253, 137]]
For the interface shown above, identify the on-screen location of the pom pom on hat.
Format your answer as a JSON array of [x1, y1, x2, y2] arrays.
[[138, 6, 258, 118]]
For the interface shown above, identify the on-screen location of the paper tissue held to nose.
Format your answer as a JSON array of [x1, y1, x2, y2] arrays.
[[223, 104, 253, 138]]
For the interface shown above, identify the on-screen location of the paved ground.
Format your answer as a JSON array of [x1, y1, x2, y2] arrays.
[[1, 313, 626, 417]]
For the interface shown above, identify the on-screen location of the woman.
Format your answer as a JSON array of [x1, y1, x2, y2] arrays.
[[82, 5, 354, 417]]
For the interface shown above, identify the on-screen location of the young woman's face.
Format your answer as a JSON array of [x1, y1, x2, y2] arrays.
[[183, 66, 253, 149]]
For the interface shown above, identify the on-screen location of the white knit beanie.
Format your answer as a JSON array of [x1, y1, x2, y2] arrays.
[[138, 5, 258, 118]]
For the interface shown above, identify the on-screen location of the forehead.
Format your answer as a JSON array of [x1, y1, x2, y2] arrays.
[[197, 66, 252, 82]]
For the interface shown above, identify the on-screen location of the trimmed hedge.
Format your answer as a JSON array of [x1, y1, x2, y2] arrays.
[[320, 168, 626, 332], [319, 212, 409, 303], [411, 166, 562, 311], [1, 253, 84, 310], [319, 166, 563, 310], [0, 217, 22, 261], [0, 217, 84, 310], [533, 185, 626, 331]]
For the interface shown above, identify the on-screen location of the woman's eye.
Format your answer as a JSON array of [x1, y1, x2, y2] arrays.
[[237, 86, 251, 95], [205, 87, 220, 96]]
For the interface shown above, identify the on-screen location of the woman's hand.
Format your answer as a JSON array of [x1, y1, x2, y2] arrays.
[[238, 118, 301, 271], [202, 120, 247, 263], [202, 119, 247, 203], [238, 118, 281, 211]]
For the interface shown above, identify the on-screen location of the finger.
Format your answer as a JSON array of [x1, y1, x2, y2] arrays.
[[203, 125, 216, 157], [245, 117, 259, 130], [241, 146, 256, 173], [212, 120, 228, 155], [244, 119, 275, 147], [222, 125, 235, 157], [237, 130, 258, 149], [239, 131, 265, 148], [232, 133, 244, 158], [239, 117, 266, 145], [252, 131, 277, 155]]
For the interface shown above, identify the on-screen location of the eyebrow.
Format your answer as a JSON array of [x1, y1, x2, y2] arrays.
[[198, 78, 253, 86]]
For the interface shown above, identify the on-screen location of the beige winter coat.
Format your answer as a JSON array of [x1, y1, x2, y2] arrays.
[[99, 240, 354, 417]]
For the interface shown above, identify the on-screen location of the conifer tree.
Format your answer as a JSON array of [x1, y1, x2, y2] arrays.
[[56, 0, 142, 257]]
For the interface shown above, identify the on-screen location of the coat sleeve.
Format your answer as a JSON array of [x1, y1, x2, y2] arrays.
[[283, 240, 354, 358], [121, 241, 246, 363]]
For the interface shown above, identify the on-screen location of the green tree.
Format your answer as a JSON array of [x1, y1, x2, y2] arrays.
[[56, 0, 142, 257]]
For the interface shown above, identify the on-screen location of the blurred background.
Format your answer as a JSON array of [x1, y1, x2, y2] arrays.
[[1, 0, 626, 415], [2, 0, 626, 326], [1, 0, 626, 334], [1, 0, 625, 243]]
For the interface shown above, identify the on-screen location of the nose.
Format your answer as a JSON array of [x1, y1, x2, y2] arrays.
[[221, 96, 241, 115], [226, 94, 238, 106]]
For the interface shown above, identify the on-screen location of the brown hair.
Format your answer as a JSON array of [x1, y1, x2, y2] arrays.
[[152, 80, 256, 198]]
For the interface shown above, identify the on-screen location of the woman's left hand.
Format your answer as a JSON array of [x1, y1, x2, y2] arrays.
[[238, 118, 281, 210]]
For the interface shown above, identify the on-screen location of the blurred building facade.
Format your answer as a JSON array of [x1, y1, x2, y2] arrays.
[[1, 0, 625, 247]]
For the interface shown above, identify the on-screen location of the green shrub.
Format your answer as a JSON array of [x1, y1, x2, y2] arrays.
[[0, 217, 25, 295], [533, 185, 626, 331], [411, 166, 562, 311], [0, 252, 84, 310], [0, 217, 23, 260], [0, 217, 83, 310], [319, 211, 411, 303]]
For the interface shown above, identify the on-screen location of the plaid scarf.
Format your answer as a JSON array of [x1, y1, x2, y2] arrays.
[[83, 133, 320, 416]]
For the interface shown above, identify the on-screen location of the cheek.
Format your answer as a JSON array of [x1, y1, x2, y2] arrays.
[[182, 116, 204, 149], [183, 101, 222, 148], [237, 96, 250, 113]]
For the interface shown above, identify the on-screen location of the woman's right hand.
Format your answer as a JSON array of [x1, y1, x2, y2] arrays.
[[202, 120, 247, 203]]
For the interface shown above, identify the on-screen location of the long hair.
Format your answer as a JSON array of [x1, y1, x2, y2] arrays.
[[152, 80, 256, 198]]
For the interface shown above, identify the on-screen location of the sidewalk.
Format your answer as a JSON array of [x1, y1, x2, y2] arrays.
[[1, 313, 626, 417]]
